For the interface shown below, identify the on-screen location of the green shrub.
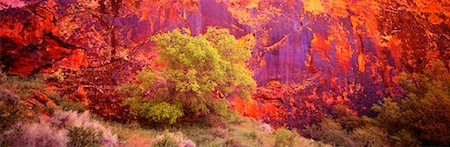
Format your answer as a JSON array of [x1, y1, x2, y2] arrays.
[[304, 118, 349, 146], [0, 89, 23, 134], [60, 99, 87, 112], [43, 91, 86, 113], [14, 122, 69, 147], [242, 131, 258, 140], [43, 91, 63, 103], [274, 128, 298, 147], [123, 97, 184, 124], [204, 138, 225, 147], [304, 117, 389, 147], [68, 126, 102, 147], [373, 61, 450, 146], [351, 126, 389, 147], [45, 104, 58, 115], [118, 27, 256, 124], [0, 104, 24, 145], [51, 111, 119, 146], [225, 138, 243, 147], [153, 131, 195, 147], [0, 74, 46, 99], [153, 133, 177, 147]]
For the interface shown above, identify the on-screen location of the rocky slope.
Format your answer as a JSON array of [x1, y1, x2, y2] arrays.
[[1, 0, 449, 128]]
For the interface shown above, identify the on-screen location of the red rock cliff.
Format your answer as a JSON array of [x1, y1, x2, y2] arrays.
[[0, 0, 449, 128]]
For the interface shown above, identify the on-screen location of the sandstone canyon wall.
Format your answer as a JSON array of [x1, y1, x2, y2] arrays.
[[1, 0, 449, 128]]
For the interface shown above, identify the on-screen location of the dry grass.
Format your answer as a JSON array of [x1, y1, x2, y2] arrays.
[[101, 116, 328, 147]]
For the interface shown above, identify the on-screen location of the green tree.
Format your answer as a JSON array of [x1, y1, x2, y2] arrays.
[[373, 61, 450, 146], [119, 27, 256, 124]]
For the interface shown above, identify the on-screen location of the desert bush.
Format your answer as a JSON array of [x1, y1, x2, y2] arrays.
[[242, 131, 258, 140], [68, 126, 102, 147], [0, 89, 20, 106], [43, 91, 86, 113], [60, 99, 87, 112], [153, 131, 196, 147], [0, 89, 27, 147], [0, 89, 23, 132], [304, 117, 389, 147], [153, 134, 177, 147], [15, 122, 69, 147], [0, 125, 22, 146], [274, 128, 298, 147], [372, 61, 450, 146], [0, 74, 46, 99], [224, 138, 243, 147], [51, 111, 119, 146], [304, 118, 355, 146], [351, 126, 389, 147]]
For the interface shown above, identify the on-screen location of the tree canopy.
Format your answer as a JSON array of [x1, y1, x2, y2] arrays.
[[119, 27, 256, 124], [372, 61, 450, 146]]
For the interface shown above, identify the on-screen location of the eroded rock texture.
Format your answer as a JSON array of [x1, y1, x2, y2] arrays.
[[1, 0, 449, 127]]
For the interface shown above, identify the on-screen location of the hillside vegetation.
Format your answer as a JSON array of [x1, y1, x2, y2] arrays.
[[1, 25, 449, 146], [302, 61, 450, 146], [0, 70, 327, 146], [0, 28, 327, 147]]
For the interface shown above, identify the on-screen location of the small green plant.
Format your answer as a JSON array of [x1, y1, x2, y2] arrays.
[[60, 99, 87, 112], [153, 133, 178, 147], [0, 89, 23, 134], [242, 131, 258, 140], [52, 69, 65, 82], [51, 111, 119, 146], [225, 138, 243, 147], [43, 91, 86, 113], [68, 126, 102, 147], [45, 104, 58, 115], [0, 74, 46, 99], [153, 131, 195, 147], [274, 128, 298, 147]]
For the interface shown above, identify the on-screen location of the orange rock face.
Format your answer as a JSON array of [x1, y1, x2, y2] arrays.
[[1, 0, 449, 127]]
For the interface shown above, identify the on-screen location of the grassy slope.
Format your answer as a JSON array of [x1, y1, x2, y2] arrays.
[[103, 116, 328, 147], [0, 72, 328, 147]]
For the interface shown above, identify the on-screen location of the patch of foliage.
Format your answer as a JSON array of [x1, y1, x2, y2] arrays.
[[304, 116, 388, 147], [51, 111, 119, 146], [123, 98, 184, 125], [60, 99, 87, 112], [0, 89, 26, 146], [274, 128, 299, 147], [153, 132, 178, 147], [68, 126, 102, 147], [119, 27, 256, 124], [304, 60, 450, 146], [101, 114, 325, 147], [14, 122, 69, 147], [0, 89, 22, 132], [0, 72, 116, 146], [43, 91, 87, 113], [153, 131, 196, 147], [0, 71, 46, 99], [373, 61, 450, 146]]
